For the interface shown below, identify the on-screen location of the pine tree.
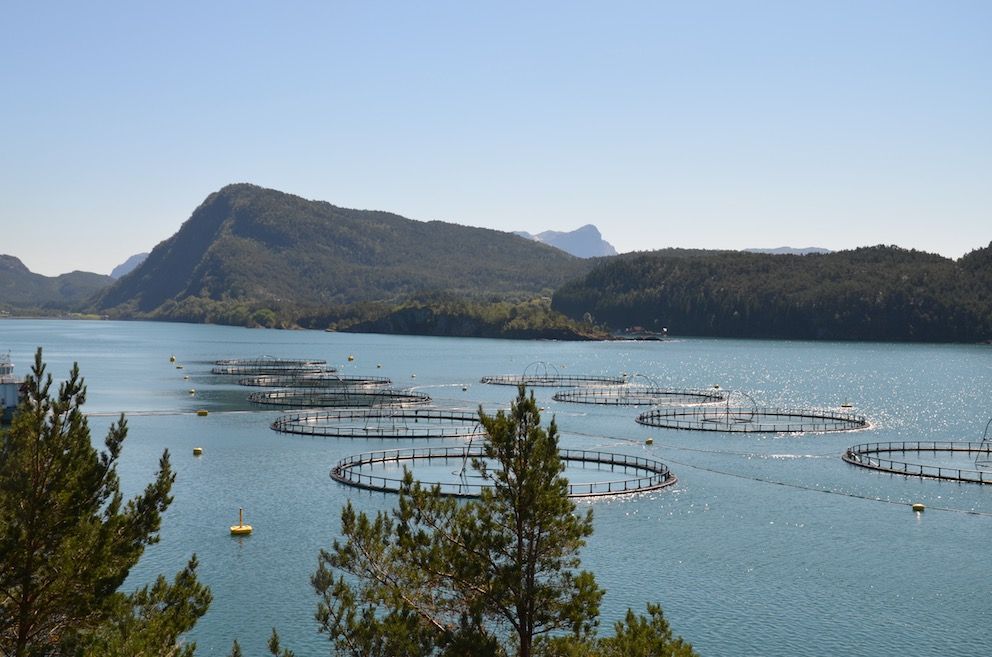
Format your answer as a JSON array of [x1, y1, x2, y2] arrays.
[[0, 348, 209, 656], [312, 386, 604, 656]]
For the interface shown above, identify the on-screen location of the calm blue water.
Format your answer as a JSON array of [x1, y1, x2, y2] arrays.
[[2, 320, 989, 656]]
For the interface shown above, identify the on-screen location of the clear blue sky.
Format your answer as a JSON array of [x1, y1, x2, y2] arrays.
[[2, 1, 989, 276]]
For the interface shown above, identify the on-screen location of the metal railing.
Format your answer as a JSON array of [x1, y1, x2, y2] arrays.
[[248, 388, 431, 409], [272, 408, 484, 439], [636, 406, 868, 433], [843, 441, 992, 485], [330, 446, 677, 498], [554, 386, 725, 407]]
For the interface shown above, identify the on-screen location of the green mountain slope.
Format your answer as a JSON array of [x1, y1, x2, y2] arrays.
[[95, 184, 592, 316], [0, 255, 114, 312], [552, 244, 992, 342]]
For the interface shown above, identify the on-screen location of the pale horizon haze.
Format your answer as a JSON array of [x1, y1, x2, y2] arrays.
[[1, 1, 989, 276]]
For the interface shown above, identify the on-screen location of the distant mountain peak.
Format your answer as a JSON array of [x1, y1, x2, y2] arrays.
[[0, 255, 31, 275], [515, 224, 617, 258], [94, 184, 592, 315], [110, 252, 149, 279]]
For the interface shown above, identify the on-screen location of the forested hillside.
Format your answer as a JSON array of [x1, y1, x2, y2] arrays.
[[552, 245, 992, 342], [0, 255, 113, 313], [94, 184, 593, 319]]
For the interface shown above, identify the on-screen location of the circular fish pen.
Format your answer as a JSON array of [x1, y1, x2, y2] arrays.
[[212, 357, 331, 376], [481, 361, 625, 388], [637, 392, 868, 433], [331, 446, 677, 498], [272, 408, 484, 439], [238, 373, 390, 389], [554, 383, 726, 407], [248, 387, 431, 409], [843, 441, 992, 485]]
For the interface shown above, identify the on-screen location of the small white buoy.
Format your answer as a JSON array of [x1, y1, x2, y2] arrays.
[[169, 355, 176, 363], [183, 375, 190, 380], [188, 388, 196, 395], [193, 447, 203, 456], [176, 364, 183, 369], [347, 354, 355, 362], [376, 363, 382, 369], [712, 384, 720, 390], [462, 385, 468, 392], [411, 373, 416, 379], [912, 503, 925, 513]]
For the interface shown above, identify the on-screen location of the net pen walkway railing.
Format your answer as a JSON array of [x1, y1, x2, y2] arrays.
[[272, 408, 484, 439], [331, 446, 677, 498], [637, 406, 869, 433], [843, 441, 992, 485]]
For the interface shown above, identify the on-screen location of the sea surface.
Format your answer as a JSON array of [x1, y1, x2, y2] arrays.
[[1, 320, 989, 656]]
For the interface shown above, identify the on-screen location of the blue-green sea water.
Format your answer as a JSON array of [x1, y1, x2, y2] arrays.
[[1, 320, 989, 656]]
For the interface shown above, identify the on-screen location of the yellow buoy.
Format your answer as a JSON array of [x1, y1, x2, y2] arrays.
[[912, 503, 925, 513], [230, 508, 253, 535], [169, 355, 176, 362], [196, 409, 209, 417], [193, 447, 203, 456], [347, 354, 355, 362], [645, 437, 654, 445]]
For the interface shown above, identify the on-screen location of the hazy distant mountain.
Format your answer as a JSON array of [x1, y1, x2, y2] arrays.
[[110, 252, 149, 279], [0, 255, 113, 311], [94, 184, 593, 316], [515, 225, 617, 258], [744, 246, 832, 255]]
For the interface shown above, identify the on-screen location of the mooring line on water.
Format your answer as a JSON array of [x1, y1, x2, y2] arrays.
[[561, 428, 833, 459], [84, 410, 261, 418], [561, 429, 992, 517]]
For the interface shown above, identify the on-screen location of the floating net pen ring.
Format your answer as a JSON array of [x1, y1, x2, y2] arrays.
[[331, 446, 677, 498], [844, 440, 992, 485], [272, 408, 484, 439], [481, 361, 625, 387], [637, 406, 868, 433], [238, 373, 390, 388], [248, 388, 431, 409], [553, 385, 725, 407], [212, 356, 331, 375]]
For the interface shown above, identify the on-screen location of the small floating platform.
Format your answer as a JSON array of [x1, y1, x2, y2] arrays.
[[230, 508, 253, 535]]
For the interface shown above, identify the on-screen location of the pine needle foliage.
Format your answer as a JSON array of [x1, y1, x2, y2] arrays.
[[0, 348, 209, 657]]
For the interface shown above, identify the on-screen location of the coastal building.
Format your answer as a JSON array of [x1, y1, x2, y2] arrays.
[[1, 353, 22, 424]]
